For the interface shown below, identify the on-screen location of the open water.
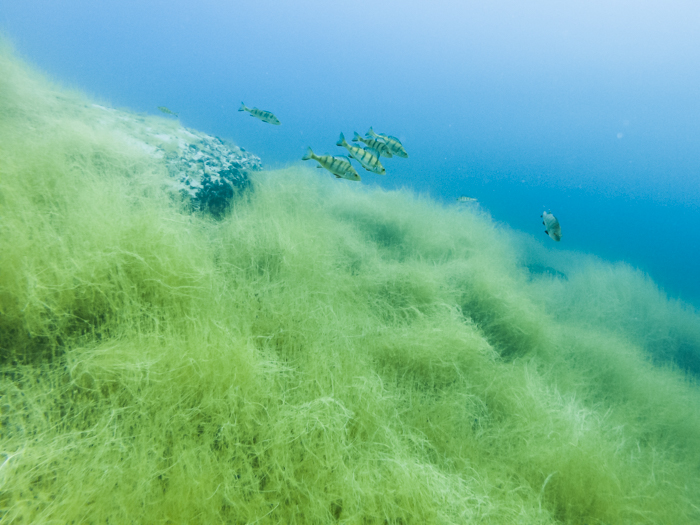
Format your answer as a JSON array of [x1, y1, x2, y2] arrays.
[[2, 0, 698, 304]]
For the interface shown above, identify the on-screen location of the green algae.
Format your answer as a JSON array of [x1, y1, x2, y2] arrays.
[[1, 40, 700, 524]]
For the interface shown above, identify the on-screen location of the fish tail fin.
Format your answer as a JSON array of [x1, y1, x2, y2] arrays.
[[301, 147, 314, 161], [366, 126, 375, 138], [352, 131, 361, 142], [238, 102, 246, 112], [336, 133, 346, 147]]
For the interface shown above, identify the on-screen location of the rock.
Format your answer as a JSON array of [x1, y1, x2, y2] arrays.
[[91, 104, 262, 217], [163, 131, 261, 217]]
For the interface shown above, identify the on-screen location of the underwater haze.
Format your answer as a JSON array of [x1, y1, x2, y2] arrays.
[[1, 0, 699, 303], [4, 3, 700, 523]]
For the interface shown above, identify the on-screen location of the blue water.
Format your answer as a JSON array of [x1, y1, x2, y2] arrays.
[[2, 0, 699, 304]]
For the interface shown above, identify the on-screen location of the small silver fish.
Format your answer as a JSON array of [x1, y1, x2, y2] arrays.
[[456, 195, 477, 203], [542, 211, 562, 242], [366, 127, 408, 158], [157, 106, 178, 118], [302, 147, 361, 181], [352, 132, 393, 158], [239, 102, 281, 125], [336, 133, 385, 174]]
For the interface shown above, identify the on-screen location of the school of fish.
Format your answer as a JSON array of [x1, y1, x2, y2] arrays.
[[301, 128, 409, 181], [158, 101, 561, 242]]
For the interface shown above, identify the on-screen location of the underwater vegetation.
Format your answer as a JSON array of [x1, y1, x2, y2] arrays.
[[2, 41, 700, 524]]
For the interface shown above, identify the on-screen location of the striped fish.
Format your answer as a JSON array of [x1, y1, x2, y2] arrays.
[[157, 106, 178, 118], [336, 133, 385, 175], [366, 127, 408, 158], [456, 196, 478, 203], [302, 147, 361, 181], [352, 132, 392, 158], [238, 102, 281, 125]]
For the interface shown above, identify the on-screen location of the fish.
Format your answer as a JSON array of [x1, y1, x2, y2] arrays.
[[157, 106, 178, 118], [541, 211, 562, 242], [238, 102, 281, 125], [301, 147, 361, 181], [456, 196, 478, 203], [526, 264, 568, 280], [336, 133, 385, 174], [352, 132, 393, 158], [366, 127, 408, 158]]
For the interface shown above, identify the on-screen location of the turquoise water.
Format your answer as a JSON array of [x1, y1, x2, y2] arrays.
[[3, 9, 700, 521], [1, 0, 699, 303]]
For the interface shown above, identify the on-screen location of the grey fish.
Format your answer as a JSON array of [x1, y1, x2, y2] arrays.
[[352, 132, 392, 158], [366, 127, 408, 158], [526, 264, 568, 280], [302, 147, 361, 181], [456, 195, 478, 203], [157, 106, 178, 118], [336, 133, 385, 175], [542, 211, 562, 242], [239, 102, 281, 125]]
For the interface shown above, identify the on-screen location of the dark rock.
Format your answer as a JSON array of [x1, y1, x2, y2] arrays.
[[91, 104, 263, 216], [162, 129, 261, 217]]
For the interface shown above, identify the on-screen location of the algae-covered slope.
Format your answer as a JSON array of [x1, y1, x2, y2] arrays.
[[0, 38, 260, 222], [2, 44, 700, 525]]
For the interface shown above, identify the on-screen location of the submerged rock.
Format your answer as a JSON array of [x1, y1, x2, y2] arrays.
[[163, 131, 260, 217], [91, 104, 262, 216]]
